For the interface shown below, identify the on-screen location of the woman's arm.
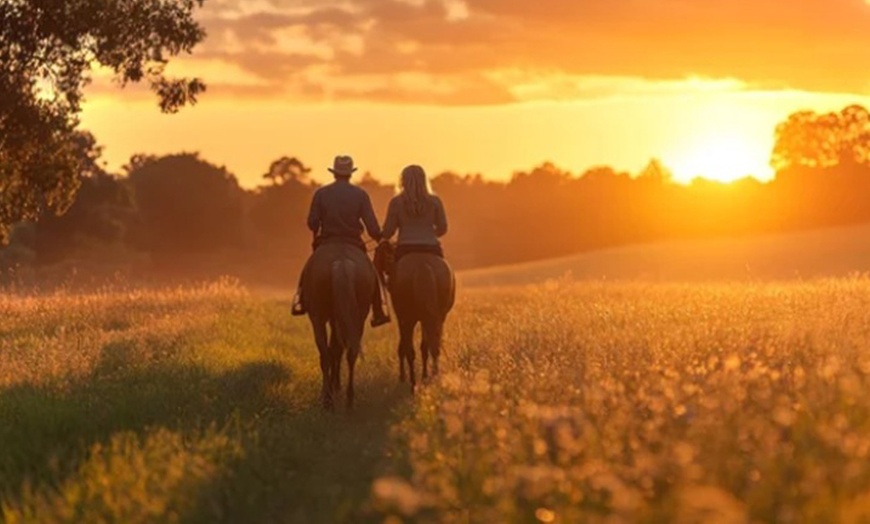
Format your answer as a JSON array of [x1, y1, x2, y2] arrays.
[[434, 196, 448, 237]]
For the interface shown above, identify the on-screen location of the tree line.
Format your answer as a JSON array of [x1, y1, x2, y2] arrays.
[[5, 2, 870, 286], [2, 104, 870, 286]]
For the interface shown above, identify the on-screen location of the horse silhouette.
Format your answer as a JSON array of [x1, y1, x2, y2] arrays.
[[301, 242, 377, 410], [376, 242, 455, 391]]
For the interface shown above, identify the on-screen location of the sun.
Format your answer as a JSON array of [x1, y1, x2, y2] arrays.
[[666, 132, 773, 184]]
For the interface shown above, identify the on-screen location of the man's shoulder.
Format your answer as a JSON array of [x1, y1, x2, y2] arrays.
[[349, 184, 373, 201], [317, 181, 370, 200], [315, 182, 349, 196]]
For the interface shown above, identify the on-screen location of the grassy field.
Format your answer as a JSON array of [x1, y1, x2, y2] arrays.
[[4, 278, 870, 522]]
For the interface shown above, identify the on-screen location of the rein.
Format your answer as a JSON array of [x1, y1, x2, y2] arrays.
[[364, 237, 380, 254]]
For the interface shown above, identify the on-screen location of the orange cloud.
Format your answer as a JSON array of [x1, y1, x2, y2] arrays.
[[177, 0, 870, 104]]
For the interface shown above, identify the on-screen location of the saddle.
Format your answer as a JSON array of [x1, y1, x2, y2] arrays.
[[374, 242, 445, 287]]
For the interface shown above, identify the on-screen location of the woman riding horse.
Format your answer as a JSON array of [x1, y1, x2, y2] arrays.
[[381, 164, 448, 261], [380, 164, 454, 388]]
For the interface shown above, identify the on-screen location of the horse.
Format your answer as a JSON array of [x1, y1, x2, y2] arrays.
[[301, 242, 377, 410], [375, 241, 455, 391]]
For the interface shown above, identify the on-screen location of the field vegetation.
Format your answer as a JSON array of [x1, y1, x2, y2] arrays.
[[3, 278, 870, 522]]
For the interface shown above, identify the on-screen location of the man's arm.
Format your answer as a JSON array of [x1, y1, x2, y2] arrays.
[[434, 196, 448, 237], [307, 190, 322, 234], [360, 191, 382, 241], [381, 198, 398, 241]]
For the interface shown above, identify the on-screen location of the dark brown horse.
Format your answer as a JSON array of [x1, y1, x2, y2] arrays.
[[301, 242, 377, 410], [376, 242, 455, 391]]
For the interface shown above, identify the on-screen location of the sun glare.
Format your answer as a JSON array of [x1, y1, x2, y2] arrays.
[[666, 132, 772, 184]]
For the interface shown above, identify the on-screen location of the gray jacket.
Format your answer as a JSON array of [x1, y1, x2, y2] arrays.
[[382, 194, 447, 246]]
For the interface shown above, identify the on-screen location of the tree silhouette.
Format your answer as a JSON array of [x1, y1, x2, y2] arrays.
[[250, 157, 316, 241], [32, 171, 134, 265], [262, 157, 312, 186], [0, 0, 207, 241], [637, 158, 674, 184], [771, 105, 870, 171], [127, 153, 243, 254]]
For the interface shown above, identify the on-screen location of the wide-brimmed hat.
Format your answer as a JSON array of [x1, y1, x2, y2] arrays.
[[328, 155, 358, 176]]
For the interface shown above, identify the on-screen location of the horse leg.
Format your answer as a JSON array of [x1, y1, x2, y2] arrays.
[[432, 321, 443, 377], [312, 320, 333, 410], [346, 345, 358, 410], [398, 318, 416, 393], [329, 321, 342, 393], [398, 340, 406, 383], [421, 338, 429, 382], [422, 317, 442, 379]]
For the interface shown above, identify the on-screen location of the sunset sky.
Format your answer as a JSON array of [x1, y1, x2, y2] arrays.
[[79, 0, 870, 187]]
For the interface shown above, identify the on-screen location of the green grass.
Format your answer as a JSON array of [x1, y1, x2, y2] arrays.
[[4, 278, 870, 522], [1, 282, 409, 523]]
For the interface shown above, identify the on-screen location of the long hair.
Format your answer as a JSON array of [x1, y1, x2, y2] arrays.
[[400, 164, 433, 216]]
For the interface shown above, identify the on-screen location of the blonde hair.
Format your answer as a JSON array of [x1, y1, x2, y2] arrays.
[[400, 164, 433, 216]]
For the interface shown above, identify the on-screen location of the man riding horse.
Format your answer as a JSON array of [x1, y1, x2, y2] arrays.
[[292, 155, 390, 328], [293, 155, 391, 410]]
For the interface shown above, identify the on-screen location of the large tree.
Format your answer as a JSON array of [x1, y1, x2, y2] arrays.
[[0, 0, 207, 241], [127, 153, 244, 254], [771, 105, 870, 172]]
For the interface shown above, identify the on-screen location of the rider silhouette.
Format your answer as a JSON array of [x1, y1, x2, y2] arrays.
[[291, 155, 390, 327], [381, 164, 448, 260]]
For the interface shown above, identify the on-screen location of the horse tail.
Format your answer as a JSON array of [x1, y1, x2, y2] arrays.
[[415, 262, 441, 349], [332, 259, 362, 356], [414, 263, 439, 318]]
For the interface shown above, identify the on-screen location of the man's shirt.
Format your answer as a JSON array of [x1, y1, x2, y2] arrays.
[[307, 179, 382, 243]]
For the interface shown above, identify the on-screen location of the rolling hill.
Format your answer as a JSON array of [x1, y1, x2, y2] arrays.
[[458, 222, 870, 287]]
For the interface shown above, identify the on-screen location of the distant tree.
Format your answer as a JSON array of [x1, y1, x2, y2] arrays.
[[33, 170, 134, 264], [250, 157, 317, 241], [579, 166, 632, 185], [127, 153, 244, 254], [509, 162, 573, 191], [0, 0, 207, 241], [771, 105, 870, 171], [636, 159, 674, 185], [356, 172, 393, 216], [263, 156, 312, 186]]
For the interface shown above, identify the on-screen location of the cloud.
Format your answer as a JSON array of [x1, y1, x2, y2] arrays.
[[175, 0, 870, 104]]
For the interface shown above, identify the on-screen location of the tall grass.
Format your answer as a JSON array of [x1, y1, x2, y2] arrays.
[[1, 281, 407, 523], [387, 279, 870, 522], [4, 278, 870, 522]]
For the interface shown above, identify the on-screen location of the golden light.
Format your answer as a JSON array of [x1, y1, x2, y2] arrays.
[[666, 131, 773, 184]]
